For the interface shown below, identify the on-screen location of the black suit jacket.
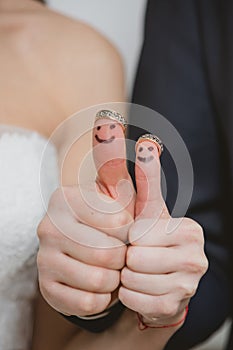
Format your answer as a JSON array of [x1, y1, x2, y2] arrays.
[[129, 1, 233, 347]]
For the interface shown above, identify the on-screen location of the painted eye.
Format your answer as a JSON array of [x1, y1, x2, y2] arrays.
[[148, 146, 154, 152], [139, 147, 143, 152], [110, 124, 116, 129], [97, 126, 101, 130]]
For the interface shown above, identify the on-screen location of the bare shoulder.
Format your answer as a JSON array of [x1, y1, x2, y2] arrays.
[[31, 6, 125, 118], [0, 4, 125, 136], [50, 9, 121, 62]]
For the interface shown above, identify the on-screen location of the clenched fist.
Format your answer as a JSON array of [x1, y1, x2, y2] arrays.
[[37, 111, 208, 330], [119, 137, 208, 327]]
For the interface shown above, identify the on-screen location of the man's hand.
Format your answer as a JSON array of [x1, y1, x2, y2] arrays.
[[119, 138, 208, 327]]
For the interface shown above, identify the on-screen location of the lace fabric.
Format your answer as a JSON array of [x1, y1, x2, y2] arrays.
[[0, 127, 58, 350]]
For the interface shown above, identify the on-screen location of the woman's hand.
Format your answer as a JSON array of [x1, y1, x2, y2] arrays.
[[37, 116, 135, 316]]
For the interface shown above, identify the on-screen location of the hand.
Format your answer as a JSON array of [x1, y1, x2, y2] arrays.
[[37, 116, 135, 316], [119, 137, 208, 327]]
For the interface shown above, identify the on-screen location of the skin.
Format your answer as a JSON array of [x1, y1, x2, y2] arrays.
[[37, 118, 208, 350], [137, 144, 155, 163], [0, 1, 208, 349]]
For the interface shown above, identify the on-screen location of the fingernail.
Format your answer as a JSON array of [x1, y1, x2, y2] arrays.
[[136, 133, 163, 157], [95, 110, 127, 133]]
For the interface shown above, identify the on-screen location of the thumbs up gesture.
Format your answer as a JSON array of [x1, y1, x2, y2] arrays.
[[118, 134, 208, 328], [37, 111, 135, 317], [37, 110, 208, 329], [92, 110, 208, 328]]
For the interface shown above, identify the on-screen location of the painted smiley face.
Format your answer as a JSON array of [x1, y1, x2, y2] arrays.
[[95, 123, 117, 144], [137, 145, 155, 163]]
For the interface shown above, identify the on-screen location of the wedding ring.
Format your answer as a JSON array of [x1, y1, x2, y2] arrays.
[[137, 133, 164, 156], [95, 110, 127, 132]]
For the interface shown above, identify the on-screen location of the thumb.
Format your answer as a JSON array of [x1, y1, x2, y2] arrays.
[[93, 110, 135, 214], [135, 134, 169, 220]]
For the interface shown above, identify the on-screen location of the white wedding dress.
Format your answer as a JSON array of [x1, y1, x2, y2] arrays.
[[0, 126, 59, 350]]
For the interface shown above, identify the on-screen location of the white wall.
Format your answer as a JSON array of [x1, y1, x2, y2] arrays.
[[47, 0, 147, 97]]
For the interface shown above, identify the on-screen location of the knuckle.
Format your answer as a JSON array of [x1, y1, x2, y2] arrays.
[[93, 246, 126, 269], [178, 218, 203, 238], [39, 279, 56, 303], [200, 255, 209, 274], [164, 304, 178, 319], [37, 216, 49, 240], [46, 186, 72, 220], [92, 248, 114, 267], [178, 281, 197, 298], [184, 253, 208, 274], [181, 217, 200, 230], [81, 293, 98, 314], [36, 251, 45, 270], [37, 215, 60, 242], [91, 269, 107, 291], [157, 298, 178, 319], [47, 188, 66, 213], [120, 267, 127, 284], [120, 267, 130, 286], [81, 293, 110, 315], [49, 187, 64, 204], [126, 246, 135, 269], [113, 210, 131, 229], [188, 231, 204, 246], [184, 255, 200, 273]]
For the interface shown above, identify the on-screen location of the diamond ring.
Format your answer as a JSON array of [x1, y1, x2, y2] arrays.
[[137, 133, 164, 156], [95, 110, 127, 132]]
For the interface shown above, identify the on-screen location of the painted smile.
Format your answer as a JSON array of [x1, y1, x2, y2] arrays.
[[137, 155, 154, 163], [95, 135, 115, 144]]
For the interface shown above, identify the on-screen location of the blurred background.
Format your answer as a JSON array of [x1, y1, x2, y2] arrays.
[[47, 0, 147, 98], [46, 2, 231, 349]]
